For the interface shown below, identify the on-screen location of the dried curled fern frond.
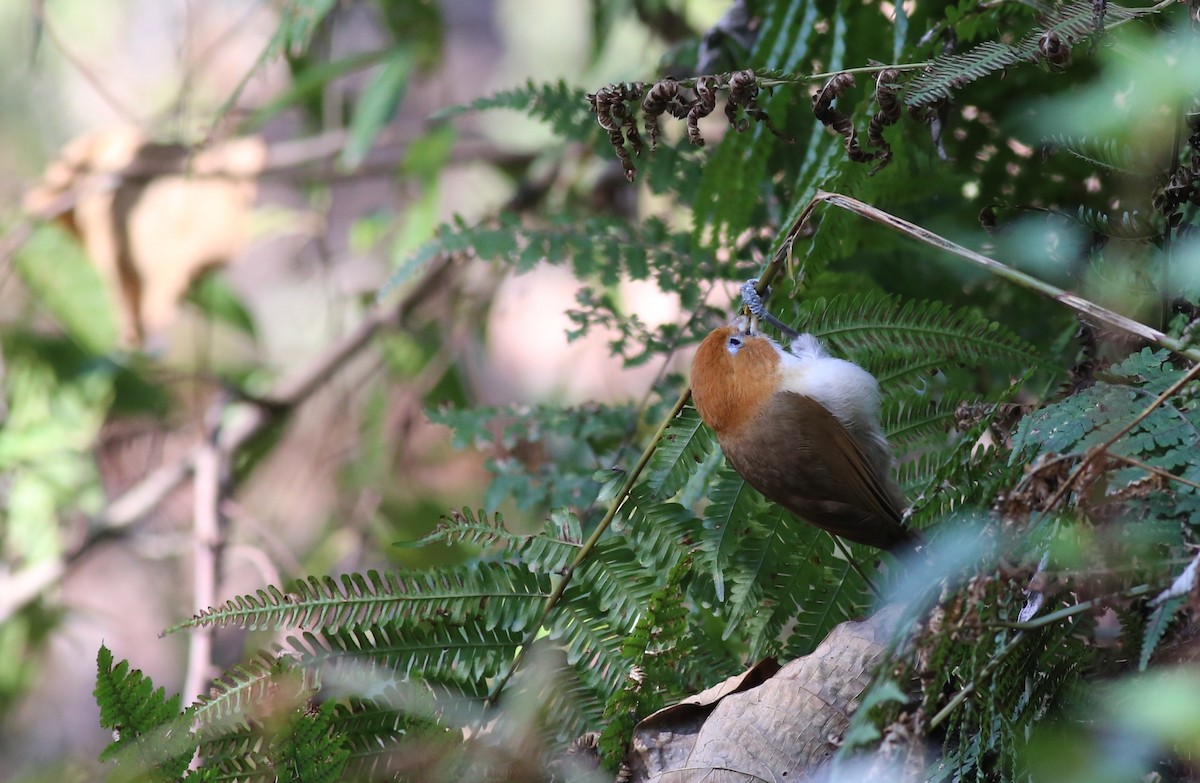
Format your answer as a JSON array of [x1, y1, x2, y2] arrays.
[[587, 69, 790, 180]]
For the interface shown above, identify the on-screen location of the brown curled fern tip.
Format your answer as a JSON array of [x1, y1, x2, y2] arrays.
[[1039, 31, 1072, 67], [587, 82, 646, 182], [589, 69, 790, 180], [866, 68, 903, 172], [687, 76, 718, 146], [726, 69, 792, 141], [641, 78, 689, 151], [813, 73, 873, 164]]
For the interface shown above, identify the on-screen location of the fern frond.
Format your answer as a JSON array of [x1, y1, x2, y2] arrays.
[[906, 2, 1152, 107], [617, 486, 698, 574], [732, 511, 828, 661], [692, 0, 828, 246], [399, 214, 707, 312], [785, 556, 870, 656], [1009, 1, 1144, 61], [266, 703, 351, 783], [198, 688, 456, 781], [192, 652, 319, 732], [1012, 350, 1198, 464], [721, 507, 790, 642], [435, 79, 598, 144], [335, 696, 432, 779], [573, 537, 659, 622], [795, 295, 1045, 383], [509, 651, 607, 743], [1139, 595, 1185, 671], [1072, 205, 1161, 240], [697, 466, 771, 603], [299, 622, 524, 691], [905, 41, 1020, 107], [548, 588, 630, 697], [1044, 134, 1145, 175], [883, 391, 977, 450], [400, 508, 581, 574], [94, 646, 195, 778], [643, 405, 718, 500], [168, 566, 551, 635]]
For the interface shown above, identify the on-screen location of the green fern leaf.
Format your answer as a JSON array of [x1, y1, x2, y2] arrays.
[[1072, 205, 1161, 240], [192, 652, 319, 732], [699, 466, 771, 602], [298, 622, 524, 691], [509, 652, 607, 742], [549, 587, 631, 696], [617, 486, 698, 574], [94, 646, 194, 779], [1140, 595, 1185, 671], [1044, 134, 1144, 175], [906, 2, 1153, 107], [728, 509, 828, 661], [399, 508, 581, 575], [435, 79, 599, 145], [1008, 1, 1145, 61], [792, 295, 1046, 384], [905, 41, 1020, 107], [883, 390, 978, 450], [643, 405, 718, 499], [168, 566, 551, 635], [267, 702, 350, 783], [786, 556, 870, 656]]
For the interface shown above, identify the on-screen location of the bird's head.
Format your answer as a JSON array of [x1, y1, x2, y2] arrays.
[[690, 321, 782, 434]]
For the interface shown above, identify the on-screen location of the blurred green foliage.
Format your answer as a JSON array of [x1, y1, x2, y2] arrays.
[[1, 0, 1198, 780]]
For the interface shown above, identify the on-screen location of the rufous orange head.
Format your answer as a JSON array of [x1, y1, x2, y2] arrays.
[[690, 322, 783, 435]]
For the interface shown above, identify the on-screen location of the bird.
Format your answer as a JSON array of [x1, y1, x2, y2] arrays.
[[690, 319, 918, 552]]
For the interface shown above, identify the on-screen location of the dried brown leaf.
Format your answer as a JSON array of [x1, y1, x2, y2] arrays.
[[628, 608, 902, 782]]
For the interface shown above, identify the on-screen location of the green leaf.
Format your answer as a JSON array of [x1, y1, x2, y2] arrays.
[[1140, 595, 1185, 672], [244, 48, 395, 131], [15, 224, 118, 354], [341, 49, 414, 169], [184, 271, 257, 338], [94, 645, 194, 779]]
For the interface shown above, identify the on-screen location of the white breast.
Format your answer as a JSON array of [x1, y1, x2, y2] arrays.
[[771, 334, 892, 476]]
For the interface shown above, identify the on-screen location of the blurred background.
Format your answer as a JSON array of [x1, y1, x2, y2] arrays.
[[0, 0, 726, 775]]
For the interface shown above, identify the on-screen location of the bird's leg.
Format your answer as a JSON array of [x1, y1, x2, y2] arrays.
[[740, 278, 801, 340]]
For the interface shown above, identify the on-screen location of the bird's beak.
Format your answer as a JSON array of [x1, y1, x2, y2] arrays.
[[732, 315, 754, 335]]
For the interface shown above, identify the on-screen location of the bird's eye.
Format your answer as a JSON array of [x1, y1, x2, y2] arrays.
[[727, 335, 742, 355]]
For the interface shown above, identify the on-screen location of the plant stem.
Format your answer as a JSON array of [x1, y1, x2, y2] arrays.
[[484, 384, 693, 706], [993, 583, 1156, 630], [810, 190, 1200, 364], [928, 631, 1027, 730], [1042, 361, 1200, 513]]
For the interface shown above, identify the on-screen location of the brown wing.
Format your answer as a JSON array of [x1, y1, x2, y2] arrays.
[[719, 391, 915, 551]]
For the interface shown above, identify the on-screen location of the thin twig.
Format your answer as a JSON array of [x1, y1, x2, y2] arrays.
[[35, 6, 141, 124], [485, 384, 693, 706], [1107, 452, 1200, 493], [183, 400, 225, 712], [831, 535, 883, 600], [0, 255, 457, 624], [997, 583, 1157, 630], [1041, 361, 1200, 514], [927, 631, 1026, 730], [810, 191, 1200, 364]]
